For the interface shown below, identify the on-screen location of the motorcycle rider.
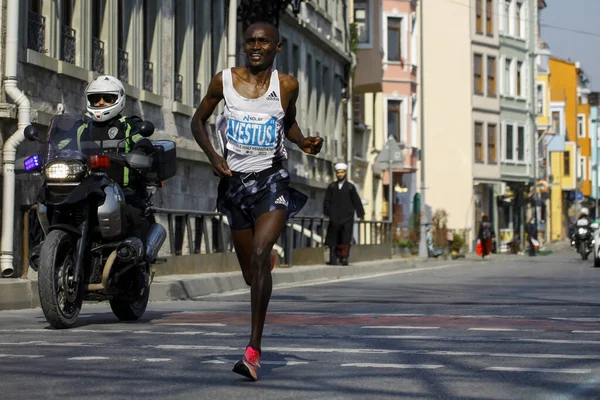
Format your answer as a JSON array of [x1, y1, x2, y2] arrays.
[[30, 75, 155, 270], [573, 207, 591, 249], [80, 75, 155, 240]]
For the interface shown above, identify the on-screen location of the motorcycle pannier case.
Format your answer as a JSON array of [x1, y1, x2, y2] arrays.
[[150, 140, 176, 181]]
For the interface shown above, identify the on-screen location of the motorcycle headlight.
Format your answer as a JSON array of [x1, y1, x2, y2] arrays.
[[579, 227, 588, 235], [44, 161, 86, 182]]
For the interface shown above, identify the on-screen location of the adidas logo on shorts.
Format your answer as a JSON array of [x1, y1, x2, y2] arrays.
[[266, 91, 279, 101], [274, 195, 288, 207]]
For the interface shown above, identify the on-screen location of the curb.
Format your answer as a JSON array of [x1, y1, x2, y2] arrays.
[[0, 258, 416, 311], [149, 258, 416, 301]]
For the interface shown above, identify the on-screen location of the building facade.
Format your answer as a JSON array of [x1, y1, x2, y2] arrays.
[[472, 0, 502, 245], [422, 0, 473, 239], [0, 0, 352, 272], [496, 0, 538, 248]]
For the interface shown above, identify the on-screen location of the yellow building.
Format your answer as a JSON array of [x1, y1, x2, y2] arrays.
[[548, 57, 592, 239]]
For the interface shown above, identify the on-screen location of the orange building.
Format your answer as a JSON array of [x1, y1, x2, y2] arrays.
[[549, 57, 592, 226]]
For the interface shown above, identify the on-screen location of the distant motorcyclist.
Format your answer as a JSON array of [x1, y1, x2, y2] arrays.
[[573, 207, 591, 249]]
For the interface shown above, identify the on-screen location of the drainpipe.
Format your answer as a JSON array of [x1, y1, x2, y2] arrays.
[[227, 0, 237, 68], [1, 0, 31, 277]]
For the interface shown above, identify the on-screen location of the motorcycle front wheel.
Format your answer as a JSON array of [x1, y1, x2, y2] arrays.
[[580, 241, 589, 261], [109, 269, 150, 321], [38, 230, 83, 329]]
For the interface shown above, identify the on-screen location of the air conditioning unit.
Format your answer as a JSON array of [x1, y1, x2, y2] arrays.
[[497, 182, 507, 196]]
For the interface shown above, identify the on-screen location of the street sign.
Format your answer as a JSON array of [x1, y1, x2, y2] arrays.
[[374, 136, 405, 173]]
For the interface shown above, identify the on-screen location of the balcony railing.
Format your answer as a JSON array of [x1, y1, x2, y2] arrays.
[[91, 37, 105, 74], [118, 49, 128, 84], [174, 74, 183, 103], [27, 11, 45, 54], [143, 60, 153, 92], [61, 26, 76, 64], [194, 83, 202, 108]]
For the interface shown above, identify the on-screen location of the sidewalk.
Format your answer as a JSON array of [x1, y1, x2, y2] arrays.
[[0, 257, 420, 311]]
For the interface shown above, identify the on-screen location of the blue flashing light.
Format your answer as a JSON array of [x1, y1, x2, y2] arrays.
[[24, 155, 41, 172]]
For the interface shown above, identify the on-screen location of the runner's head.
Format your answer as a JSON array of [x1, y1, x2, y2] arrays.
[[243, 22, 282, 71]]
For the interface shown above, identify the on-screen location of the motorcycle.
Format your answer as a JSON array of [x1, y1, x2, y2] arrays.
[[18, 114, 176, 328], [574, 222, 594, 261]]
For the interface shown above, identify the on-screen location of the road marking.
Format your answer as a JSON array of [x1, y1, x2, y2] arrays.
[[484, 367, 592, 374], [146, 344, 600, 360], [0, 341, 97, 347], [68, 356, 109, 361], [572, 330, 600, 334], [158, 323, 226, 327], [361, 326, 440, 330], [144, 358, 171, 362], [203, 358, 308, 366], [0, 353, 44, 359], [468, 328, 519, 332], [342, 363, 443, 369]]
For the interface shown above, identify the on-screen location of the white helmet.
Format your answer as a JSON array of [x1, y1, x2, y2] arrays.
[[581, 207, 589, 216], [85, 75, 126, 122]]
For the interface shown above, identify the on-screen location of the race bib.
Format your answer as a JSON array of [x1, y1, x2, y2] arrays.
[[226, 110, 278, 156]]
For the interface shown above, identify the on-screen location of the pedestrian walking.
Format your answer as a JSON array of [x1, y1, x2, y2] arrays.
[[323, 163, 365, 265], [477, 214, 493, 259]]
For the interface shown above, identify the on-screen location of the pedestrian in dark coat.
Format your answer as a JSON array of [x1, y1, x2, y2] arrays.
[[477, 214, 493, 259], [323, 163, 365, 265]]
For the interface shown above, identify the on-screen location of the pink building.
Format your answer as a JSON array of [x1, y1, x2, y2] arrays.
[[352, 0, 418, 222]]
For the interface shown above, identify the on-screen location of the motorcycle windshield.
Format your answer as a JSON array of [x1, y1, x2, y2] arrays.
[[43, 114, 103, 163]]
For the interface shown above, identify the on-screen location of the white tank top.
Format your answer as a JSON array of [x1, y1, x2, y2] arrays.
[[216, 68, 287, 173]]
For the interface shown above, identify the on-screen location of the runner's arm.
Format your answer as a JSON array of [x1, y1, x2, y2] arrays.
[[191, 72, 224, 163]]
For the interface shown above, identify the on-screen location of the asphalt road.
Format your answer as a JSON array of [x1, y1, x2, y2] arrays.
[[2, 251, 600, 399]]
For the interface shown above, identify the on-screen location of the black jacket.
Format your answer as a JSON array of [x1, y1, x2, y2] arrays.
[[323, 180, 365, 224]]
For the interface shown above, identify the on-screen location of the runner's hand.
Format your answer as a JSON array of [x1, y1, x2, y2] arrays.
[[210, 155, 232, 177], [300, 137, 324, 155]]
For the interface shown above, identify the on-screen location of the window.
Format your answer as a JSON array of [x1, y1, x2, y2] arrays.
[[551, 111, 560, 134], [515, 2, 521, 37], [577, 114, 586, 138], [354, 1, 370, 44], [517, 125, 525, 161], [536, 83, 544, 114], [476, 0, 483, 34], [279, 37, 289, 74], [564, 151, 570, 176], [387, 18, 402, 62], [504, 58, 511, 95], [488, 124, 497, 163], [474, 54, 483, 94], [506, 124, 514, 161], [578, 155, 586, 180], [91, 0, 105, 74], [173, 1, 186, 102], [475, 122, 484, 162], [387, 100, 402, 142], [502, 0, 509, 34], [292, 44, 300, 77], [487, 56, 496, 96], [516, 61, 522, 97], [486, 0, 493, 35], [60, 0, 75, 64]]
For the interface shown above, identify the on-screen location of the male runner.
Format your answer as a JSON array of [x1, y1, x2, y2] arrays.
[[191, 22, 323, 381]]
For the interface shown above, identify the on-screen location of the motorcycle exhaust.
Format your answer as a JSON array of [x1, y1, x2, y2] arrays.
[[145, 223, 167, 262], [116, 237, 145, 264]]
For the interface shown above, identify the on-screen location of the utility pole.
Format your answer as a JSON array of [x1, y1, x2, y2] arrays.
[[388, 136, 393, 223], [418, 0, 428, 258]]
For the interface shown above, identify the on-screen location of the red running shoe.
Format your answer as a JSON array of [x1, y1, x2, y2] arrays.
[[232, 345, 261, 381]]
